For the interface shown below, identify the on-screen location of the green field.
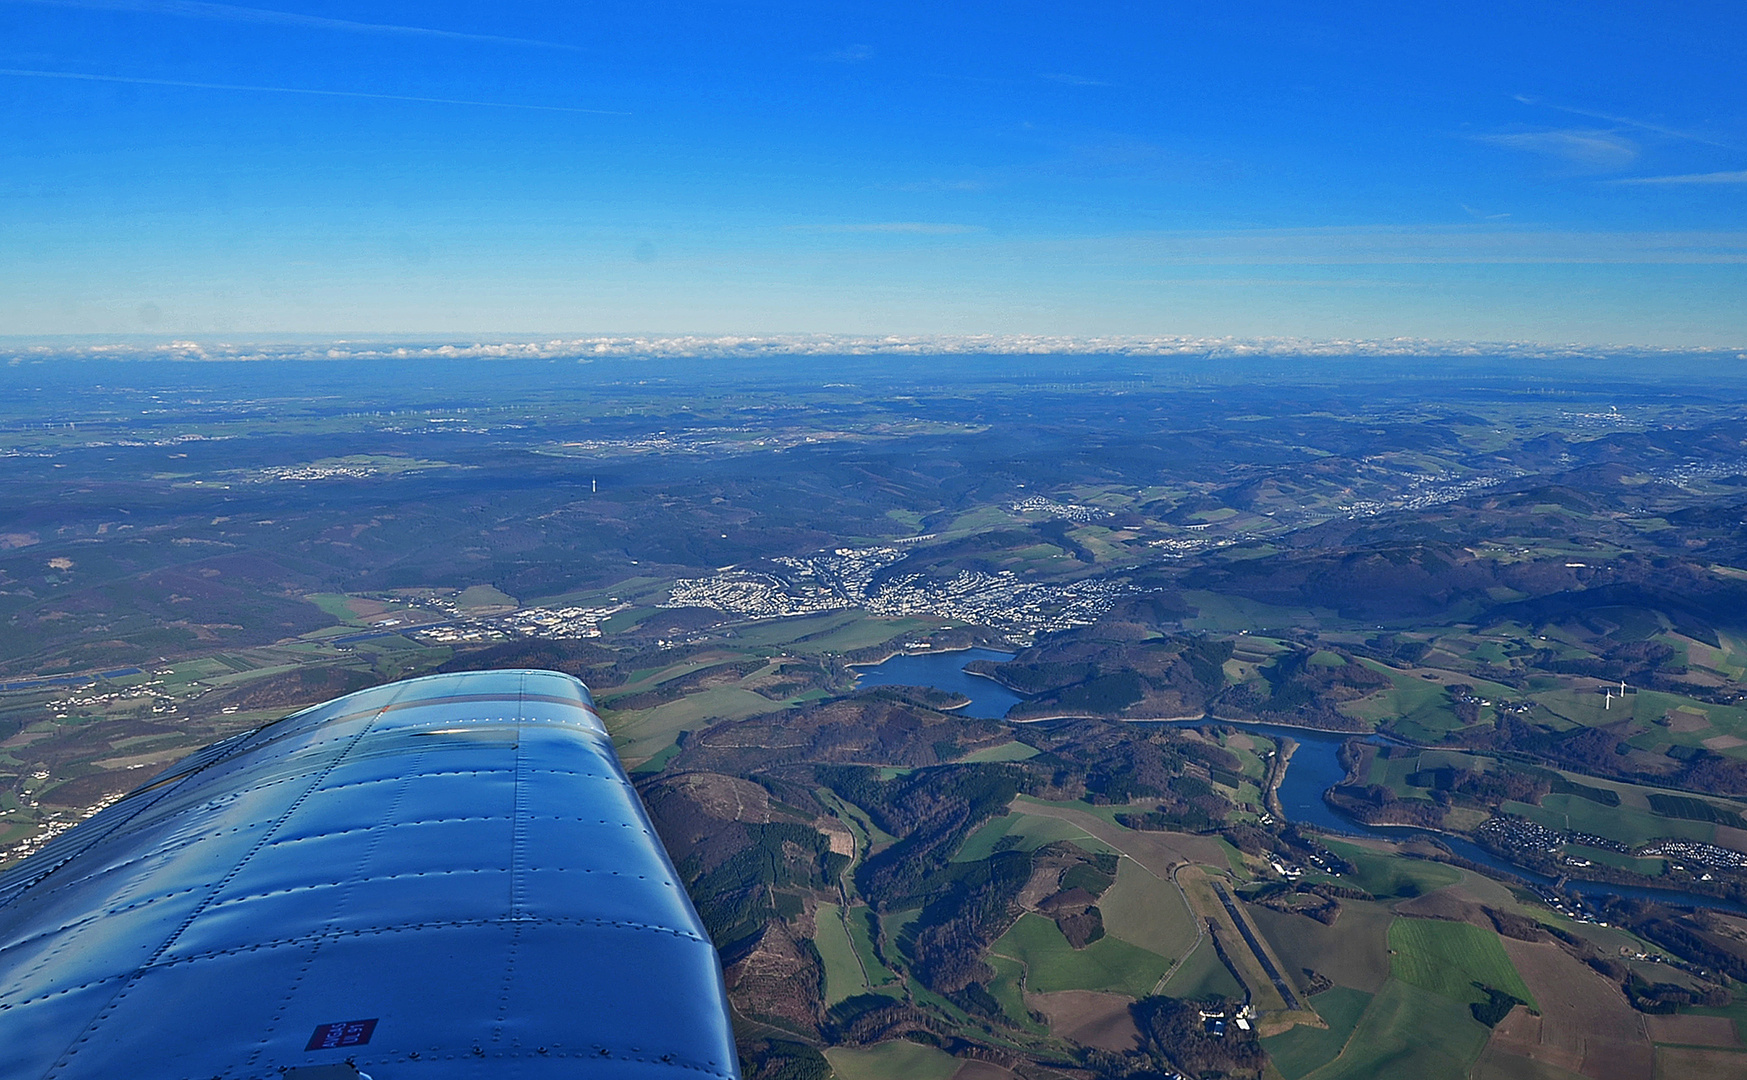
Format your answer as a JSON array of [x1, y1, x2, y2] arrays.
[[1303, 979, 1490, 1080], [727, 612, 866, 649], [986, 954, 1048, 1034], [1218, 837, 1253, 879], [606, 685, 785, 761], [845, 905, 899, 990], [1322, 841, 1462, 900], [1346, 663, 1520, 738], [992, 912, 1172, 998], [1633, 689, 1747, 741], [1099, 860, 1198, 960], [824, 1040, 961, 1080], [724, 611, 950, 657], [816, 788, 897, 850], [802, 616, 940, 655], [1346, 664, 1459, 733], [1159, 934, 1243, 1001], [954, 811, 1118, 863], [1221, 734, 1270, 780], [1011, 794, 1160, 829], [1389, 918, 1536, 1009], [815, 902, 868, 1005], [942, 505, 1018, 536], [1567, 844, 1666, 876], [610, 655, 744, 693], [1502, 794, 1713, 847], [1248, 900, 1394, 993], [456, 583, 517, 610], [629, 743, 683, 775], [1262, 986, 1373, 1080], [1417, 750, 1493, 772], [954, 741, 1040, 764], [1180, 590, 1330, 633], [1537, 685, 1747, 741], [1469, 641, 1510, 665], [304, 593, 365, 623], [1370, 752, 1429, 796], [1713, 631, 1747, 680]]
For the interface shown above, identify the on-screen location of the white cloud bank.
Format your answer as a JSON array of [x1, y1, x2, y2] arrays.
[[7, 334, 1741, 363]]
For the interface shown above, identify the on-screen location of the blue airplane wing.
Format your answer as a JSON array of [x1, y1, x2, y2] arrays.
[[0, 669, 740, 1080]]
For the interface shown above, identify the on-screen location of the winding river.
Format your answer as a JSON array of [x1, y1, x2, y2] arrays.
[[856, 649, 1746, 913]]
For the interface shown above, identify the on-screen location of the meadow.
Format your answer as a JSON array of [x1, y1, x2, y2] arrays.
[[1389, 918, 1537, 1009], [991, 912, 1172, 998], [1261, 986, 1373, 1080]]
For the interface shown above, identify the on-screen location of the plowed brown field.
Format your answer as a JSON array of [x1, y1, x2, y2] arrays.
[[1643, 1013, 1739, 1047], [1485, 938, 1651, 1080], [1025, 989, 1142, 1051], [1651, 1045, 1747, 1079]]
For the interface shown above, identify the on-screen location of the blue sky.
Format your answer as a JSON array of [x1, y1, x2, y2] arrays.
[[1, 1, 1743, 343]]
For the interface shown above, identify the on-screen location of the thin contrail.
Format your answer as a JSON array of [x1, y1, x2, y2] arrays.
[[1514, 94, 1734, 150], [1611, 170, 1747, 185], [0, 67, 627, 115], [5, 0, 582, 51]]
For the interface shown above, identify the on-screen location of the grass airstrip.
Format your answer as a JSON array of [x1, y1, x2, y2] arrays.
[[954, 793, 1570, 1080]]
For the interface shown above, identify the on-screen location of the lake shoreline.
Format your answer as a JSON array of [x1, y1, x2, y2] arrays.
[[846, 642, 1005, 671]]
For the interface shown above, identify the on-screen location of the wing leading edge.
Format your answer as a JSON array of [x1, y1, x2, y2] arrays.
[[0, 669, 739, 1080]]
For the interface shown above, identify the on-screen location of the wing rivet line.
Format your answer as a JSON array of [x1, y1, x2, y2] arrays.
[[37, 694, 411, 1079]]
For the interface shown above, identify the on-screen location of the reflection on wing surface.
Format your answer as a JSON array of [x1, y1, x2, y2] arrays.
[[0, 669, 739, 1079]]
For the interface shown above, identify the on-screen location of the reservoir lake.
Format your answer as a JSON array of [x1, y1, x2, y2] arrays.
[[850, 647, 1023, 719], [854, 647, 1744, 912]]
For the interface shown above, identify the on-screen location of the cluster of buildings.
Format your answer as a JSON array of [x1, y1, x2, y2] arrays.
[[865, 569, 1128, 643], [664, 569, 849, 621], [552, 433, 699, 456], [1477, 814, 1565, 853], [1339, 473, 1506, 519], [1147, 531, 1243, 559], [0, 790, 125, 866], [1527, 884, 1603, 924], [1480, 815, 1747, 879], [771, 546, 910, 603], [1564, 407, 1637, 429], [1637, 839, 1747, 873], [414, 603, 630, 644], [261, 463, 377, 481], [39, 677, 188, 720], [664, 544, 1129, 644], [1655, 457, 1747, 484], [74, 432, 235, 449], [1567, 830, 1630, 854], [1197, 1003, 1255, 1036], [548, 426, 843, 460], [1008, 495, 1111, 523]]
